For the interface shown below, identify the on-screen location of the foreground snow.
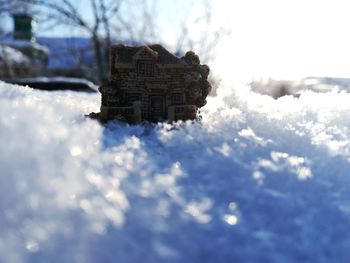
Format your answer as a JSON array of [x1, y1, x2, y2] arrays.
[[1, 81, 350, 262]]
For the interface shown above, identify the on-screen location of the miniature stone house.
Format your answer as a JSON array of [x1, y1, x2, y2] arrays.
[[98, 44, 211, 123]]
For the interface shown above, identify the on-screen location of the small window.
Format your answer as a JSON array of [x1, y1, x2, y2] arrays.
[[137, 61, 154, 76], [172, 93, 183, 105]]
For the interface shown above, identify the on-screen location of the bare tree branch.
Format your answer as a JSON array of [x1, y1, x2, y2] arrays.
[[19, 0, 126, 82], [8, 0, 228, 82]]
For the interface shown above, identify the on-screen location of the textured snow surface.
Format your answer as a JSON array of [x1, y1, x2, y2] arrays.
[[1, 81, 350, 262]]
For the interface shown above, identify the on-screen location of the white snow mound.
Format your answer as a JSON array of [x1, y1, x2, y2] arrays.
[[1, 81, 350, 262]]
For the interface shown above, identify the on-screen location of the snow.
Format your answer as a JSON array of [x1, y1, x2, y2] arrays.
[[251, 77, 350, 98], [5, 39, 49, 54], [1, 80, 350, 262], [6, 76, 99, 92], [0, 44, 30, 64]]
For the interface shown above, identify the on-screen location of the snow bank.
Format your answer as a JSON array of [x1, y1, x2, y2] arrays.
[[1, 81, 350, 262], [0, 44, 30, 64]]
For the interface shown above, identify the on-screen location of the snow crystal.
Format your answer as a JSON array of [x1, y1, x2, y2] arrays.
[[1, 79, 350, 262]]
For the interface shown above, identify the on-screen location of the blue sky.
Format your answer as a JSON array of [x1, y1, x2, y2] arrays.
[[2, 0, 193, 37], [35, 0, 194, 38], [3, 0, 350, 81], [49, 0, 350, 80]]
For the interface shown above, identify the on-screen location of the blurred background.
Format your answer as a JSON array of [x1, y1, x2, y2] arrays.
[[0, 0, 228, 91], [2, 0, 350, 97]]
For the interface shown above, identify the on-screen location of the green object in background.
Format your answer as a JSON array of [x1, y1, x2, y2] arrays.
[[13, 14, 35, 41]]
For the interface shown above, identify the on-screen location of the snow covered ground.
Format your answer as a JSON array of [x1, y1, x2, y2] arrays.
[[1, 80, 350, 262]]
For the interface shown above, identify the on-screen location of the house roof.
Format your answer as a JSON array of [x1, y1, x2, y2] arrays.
[[0, 44, 30, 64], [113, 44, 184, 65]]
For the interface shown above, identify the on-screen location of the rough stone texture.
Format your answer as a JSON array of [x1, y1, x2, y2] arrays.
[[93, 44, 211, 123]]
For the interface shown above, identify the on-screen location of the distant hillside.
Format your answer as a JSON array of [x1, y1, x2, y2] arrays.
[[37, 37, 94, 70]]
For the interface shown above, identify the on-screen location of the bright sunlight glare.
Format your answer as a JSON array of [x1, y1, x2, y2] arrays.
[[211, 0, 350, 82]]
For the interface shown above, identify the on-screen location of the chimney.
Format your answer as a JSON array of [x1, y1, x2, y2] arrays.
[[13, 13, 35, 41]]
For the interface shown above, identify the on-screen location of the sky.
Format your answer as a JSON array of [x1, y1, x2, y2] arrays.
[[2, 0, 350, 81], [211, 0, 350, 81]]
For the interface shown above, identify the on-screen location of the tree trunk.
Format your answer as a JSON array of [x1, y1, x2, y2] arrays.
[[92, 33, 106, 83]]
